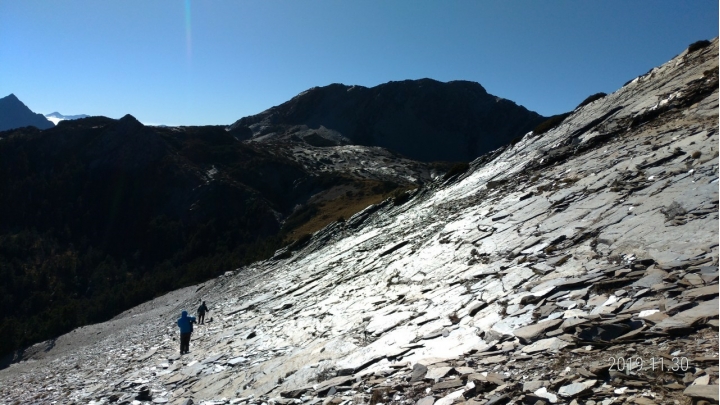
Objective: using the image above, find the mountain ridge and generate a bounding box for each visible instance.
[230,78,545,162]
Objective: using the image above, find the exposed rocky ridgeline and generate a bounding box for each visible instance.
[229,79,545,162]
[1,40,719,405]
[0,115,438,357]
[0,93,54,131]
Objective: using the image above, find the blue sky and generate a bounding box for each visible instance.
[0,1,717,126]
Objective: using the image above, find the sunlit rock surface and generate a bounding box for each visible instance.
[1,40,718,405]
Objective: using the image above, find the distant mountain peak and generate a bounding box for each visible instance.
[230,78,542,162]
[120,113,139,122]
[44,111,91,125]
[117,114,143,129]
[0,94,54,131]
[2,93,21,104]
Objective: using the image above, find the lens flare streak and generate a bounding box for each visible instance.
[184,0,192,63]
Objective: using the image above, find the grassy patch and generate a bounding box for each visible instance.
[443,162,470,180]
[576,92,607,109]
[688,39,711,53]
[288,233,313,252]
[369,388,391,405]
[284,180,413,241]
[392,189,412,206]
[486,179,508,189]
[660,201,686,221]
[533,112,571,135]
[510,134,525,146]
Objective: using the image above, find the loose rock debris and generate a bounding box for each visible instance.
[1,40,719,405]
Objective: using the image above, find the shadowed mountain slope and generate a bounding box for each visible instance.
[230,79,545,162]
[0,114,438,356]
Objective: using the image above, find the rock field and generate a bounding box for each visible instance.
[1,40,718,405]
[268,143,440,185]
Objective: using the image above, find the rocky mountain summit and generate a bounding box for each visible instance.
[229,79,545,162]
[1,39,718,405]
[0,93,54,131]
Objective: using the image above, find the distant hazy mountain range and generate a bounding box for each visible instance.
[44,111,90,125]
[0,94,54,131]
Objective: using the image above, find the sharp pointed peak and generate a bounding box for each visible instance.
[119,114,141,123]
[2,93,21,101]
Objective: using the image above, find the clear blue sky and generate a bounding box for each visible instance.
[1,1,717,126]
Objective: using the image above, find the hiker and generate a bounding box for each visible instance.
[197,301,209,324]
[177,310,196,354]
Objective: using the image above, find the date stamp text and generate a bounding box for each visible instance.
[608,356,690,372]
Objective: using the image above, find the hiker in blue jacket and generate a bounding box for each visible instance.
[177,310,196,354]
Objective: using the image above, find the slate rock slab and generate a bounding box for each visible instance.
[227,356,248,366]
[416,396,435,405]
[522,380,545,392]
[136,348,157,362]
[513,319,562,343]
[577,323,630,342]
[434,389,465,405]
[683,384,719,402]
[425,366,453,380]
[432,379,464,391]
[631,271,667,289]
[409,363,428,382]
[366,311,414,335]
[651,298,719,332]
[485,394,511,405]
[682,284,719,300]
[557,379,596,398]
[533,387,558,403]
[521,337,570,353]
[314,375,355,396]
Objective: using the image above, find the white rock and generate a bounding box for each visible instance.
[534,387,558,403]
[638,309,660,318]
[434,389,464,405]
[521,337,570,354]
